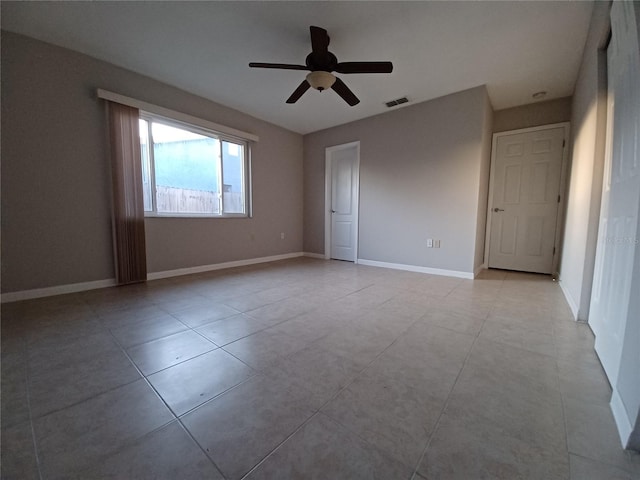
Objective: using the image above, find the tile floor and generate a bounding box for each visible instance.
[1,258,639,479]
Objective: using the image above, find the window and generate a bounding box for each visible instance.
[139,114,249,217]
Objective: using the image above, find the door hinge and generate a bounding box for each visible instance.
[562,139,566,148]
[553,246,556,255]
[558,195,561,203]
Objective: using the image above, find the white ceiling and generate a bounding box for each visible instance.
[1,1,593,134]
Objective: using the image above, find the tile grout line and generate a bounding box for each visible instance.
[550,308,575,478]
[104,322,231,479]
[236,286,425,479]
[8,261,613,479]
[408,275,505,480]
[22,332,45,480]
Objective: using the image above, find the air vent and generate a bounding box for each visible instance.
[385,97,409,108]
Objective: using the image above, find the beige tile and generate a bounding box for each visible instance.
[364,355,458,406]
[1,345,30,428]
[196,313,270,346]
[322,372,444,467]
[223,292,278,312]
[401,320,476,349]
[630,450,640,473]
[148,349,256,416]
[265,343,362,407]
[570,454,631,480]
[266,311,337,344]
[33,379,174,478]
[222,329,308,370]
[245,413,413,480]
[419,413,570,480]
[479,319,556,357]
[127,330,217,375]
[553,319,596,343]
[29,347,141,418]
[312,324,397,368]
[183,374,316,479]
[343,308,417,340]
[363,329,472,401]
[108,313,189,348]
[25,307,103,336]
[28,330,120,374]
[565,399,633,470]
[420,308,485,336]
[0,422,40,480]
[171,303,241,328]
[371,298,430,322]
[98,304,170,328]
[445,360,565,452]
[154,294,215,314]
[4,259,626,479]
[486,309,555,334]
[467,337,561,389]
[557,358,612,406]
[82,421,223,479]
[438,296,493,319]
[244,296,319,326]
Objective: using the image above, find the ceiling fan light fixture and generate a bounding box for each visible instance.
[306,71,336,91]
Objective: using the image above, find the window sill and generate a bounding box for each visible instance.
[144,213,248,219]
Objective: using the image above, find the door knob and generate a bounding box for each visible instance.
[493,207,505,212]
[331,209,336,213]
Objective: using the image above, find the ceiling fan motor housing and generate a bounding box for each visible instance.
[306,51,338,72]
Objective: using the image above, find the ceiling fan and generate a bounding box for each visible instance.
[249,26,393,106]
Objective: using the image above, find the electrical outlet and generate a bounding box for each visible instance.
[280,232,285,240]
[434,240,441,248]
[427,238,433,248]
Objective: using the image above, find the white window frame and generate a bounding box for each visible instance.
[140,111,252,219]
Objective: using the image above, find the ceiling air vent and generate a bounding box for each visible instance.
[385,97,409,108]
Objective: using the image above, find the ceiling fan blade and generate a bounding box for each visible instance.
[310,26,330,54]
[286,80,311,104]
[331,77,360,106]
[249,62,309,71]
[335,62,394,74]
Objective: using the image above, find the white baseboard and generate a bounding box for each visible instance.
[303,252,327,260]
[611,388,634,448]
[558,280,579,320]
[146,252,305,280]
[1,252,307,303]
[1,278,117,303]
[357,258,474,279]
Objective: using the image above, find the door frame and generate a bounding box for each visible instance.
[324,141,360,261]
[483,122,571,276]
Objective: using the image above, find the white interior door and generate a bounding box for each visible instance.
[326,143,359,261]
[488,126,566,273]
[590,0,640,385]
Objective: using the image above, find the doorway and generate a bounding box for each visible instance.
[324,142,360,262]
[486,124,569,274]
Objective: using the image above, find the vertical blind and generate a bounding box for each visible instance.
[108,102,147,284]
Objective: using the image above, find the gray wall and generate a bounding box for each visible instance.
[493,97,572,133]
[559,2,610,320]
[1,32,303,293]
[303,86,493,275]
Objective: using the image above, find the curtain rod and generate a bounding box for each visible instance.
[96,89,259,142]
